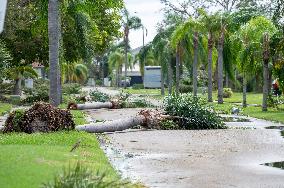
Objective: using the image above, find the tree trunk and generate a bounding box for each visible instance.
[242,72,247,108]
[124,27,129,89]
[48,0,60,106]
[176,44,180,94]
[116,68,119,87]
[225,73,229,88]
[193,32,198,96]
[71,102,113,110]
[13,78,22,95]
[168,60,173,95]
[208,32,213,102]
[217,29,225,104]
[161,69,165,96]
[76,115,145,133]
[262,33,270,112]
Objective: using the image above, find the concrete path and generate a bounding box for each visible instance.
[85,108,284,188]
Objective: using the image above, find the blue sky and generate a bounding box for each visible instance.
[124,0,164,49]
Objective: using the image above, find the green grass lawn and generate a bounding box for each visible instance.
[0,132,119,188]
[0,103,12,116]
[212,92,263,105]
[122,88,167,95]
[242,106,284,124]
[0,105,122,188]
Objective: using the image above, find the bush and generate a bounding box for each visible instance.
[164,94,226,129]
[0,82,14,95]
[62,83,81,95]
[179,84,192,93]
[95,80,103,86]
[223,88,233,98]
[132,84,144,90]
[22,79,49,104]
[90,90,110,102]
[3,102,75,133]
[43,162,130,188]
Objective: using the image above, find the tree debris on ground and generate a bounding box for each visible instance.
[76,109,176,133]
[3,102,75,133]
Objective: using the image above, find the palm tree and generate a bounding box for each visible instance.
[48,0,60,106]
[108,49,124,87]
[199,10,220,102]
[262,32,270,111]
[171,19,203,96]
[122,9,142,88]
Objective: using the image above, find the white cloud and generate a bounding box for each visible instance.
[124,0,164,49]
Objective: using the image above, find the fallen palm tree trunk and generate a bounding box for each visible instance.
[76,110,171,133]
[68,102,117,110]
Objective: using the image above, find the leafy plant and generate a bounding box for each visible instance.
[90,90,110,102]
[62,83,82,95]
[22,79,50,104]
[164,94,226,129]
[223,88,233,98]
[43,162,130,188]
[160,120,179,130]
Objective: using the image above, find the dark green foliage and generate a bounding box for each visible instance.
[132,84,144,90]
[164,94,226,130]
[95,80,103,86]
[62,83,82,95]
[0,82,14,95]
[43,162,129,188]
[223,88,233,98]
[3,103,75,134]
[179,84,192,93]
[179,78,193,93]
[90,90,110,102]
[22,79,49,104]
[160,120,179,130]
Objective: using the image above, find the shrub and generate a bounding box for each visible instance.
[223,88,233,98]
[22,79,49,104]
[164,94,226,129]
[160,120,179,130]
[179,84,192,93]
[0,82,14,95]
[43,162,129,188]
[95,79,103,86]
[3,103,75,133]
[62,83,81,95]
[132,84,144,90]
[90,90,110,102]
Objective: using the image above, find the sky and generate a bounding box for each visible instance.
[124,0,164,49]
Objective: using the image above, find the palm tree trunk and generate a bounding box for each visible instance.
[124,29,129,89]
[225,73,229,88]
[116,68,119,87]
[168,60,173,95]
[208,32,213,102]
[176,44,180,94]
[217,29,225,104]
[161,69,165,95]
[48,0,60,106]
[242,72,247,108]
[193,32,198,96]
[262,33,270,112]
[13,78,22,95]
